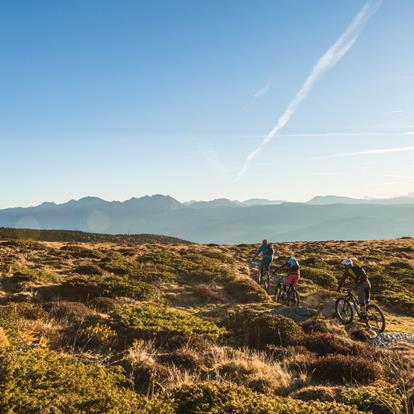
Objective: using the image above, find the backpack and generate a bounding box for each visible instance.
[351,266,368,282]
[287,257,299,272]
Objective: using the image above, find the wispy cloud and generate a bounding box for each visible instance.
[384,110,404,114]
[313,145,414,159]
[254,78,272,98]
[235,0,383,181]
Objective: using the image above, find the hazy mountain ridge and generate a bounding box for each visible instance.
[1,194,414,243]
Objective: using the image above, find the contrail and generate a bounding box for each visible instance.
[235,0,383,181]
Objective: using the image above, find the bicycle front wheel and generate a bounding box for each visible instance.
[274,284,283,302]
[335,298,354,324]
[366,304,386,334]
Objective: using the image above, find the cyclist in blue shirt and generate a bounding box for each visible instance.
[252,239,274,282]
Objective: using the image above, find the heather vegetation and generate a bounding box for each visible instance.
[0,231,413,413]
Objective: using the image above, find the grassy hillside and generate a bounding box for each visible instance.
[0,227,189,244]
[0,233,413,413]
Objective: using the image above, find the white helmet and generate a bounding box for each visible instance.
[341,259,353,267]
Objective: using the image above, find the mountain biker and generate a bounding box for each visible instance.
[337,259,371,320]
[277,256,301,293]
[252,240,274,282]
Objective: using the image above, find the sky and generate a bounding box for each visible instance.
[1,0,414,208]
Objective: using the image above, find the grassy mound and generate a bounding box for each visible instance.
[111,304,225,342]
[223,309,303,349]
[300,267,337,288]
[60,275,162,301]
[171,381,365,414]
[0,345,136,413]
[293,385,404,414]
[308,355,383,385]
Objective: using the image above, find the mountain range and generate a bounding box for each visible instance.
[1,194,414,243]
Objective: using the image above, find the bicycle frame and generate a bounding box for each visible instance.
[343,289,362,316]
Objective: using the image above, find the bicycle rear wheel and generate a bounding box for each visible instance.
[366,304,386,334]
[261,271,268,292]
[287,288,300,307]
[335,298,354,324]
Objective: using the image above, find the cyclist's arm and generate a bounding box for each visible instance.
[275,263,288,272]
[252,246,263,261]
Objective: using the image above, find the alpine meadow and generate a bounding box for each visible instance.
[1,1,414,413]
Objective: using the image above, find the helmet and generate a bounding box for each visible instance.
[341,259,353,267]
[262,239,268,244]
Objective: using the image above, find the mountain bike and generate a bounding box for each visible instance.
[253,261,272,293]
[258,268,272,293]
[335,288,385,334]
[274,275,300,307]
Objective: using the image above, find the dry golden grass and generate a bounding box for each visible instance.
[0,236,413,413]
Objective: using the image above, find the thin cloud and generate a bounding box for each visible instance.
[384,110,404,114]
[235,0,383,181]
[254,78,272,98]
[313,145,414,159]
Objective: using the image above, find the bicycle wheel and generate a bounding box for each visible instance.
[274,283,283,302]
[263,272,271,293]
[335,298,354,324]
[287,288,300,307]
[366,304,386,334]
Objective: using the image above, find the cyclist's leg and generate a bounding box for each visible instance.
[357,281,371,318]
[285,273,299,289]
[261,258,270,282]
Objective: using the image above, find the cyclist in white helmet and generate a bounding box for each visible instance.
[338,259,371,320]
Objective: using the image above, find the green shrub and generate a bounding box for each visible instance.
[0,345,137,413]
[309,355,383,385]
[60,275,161,301]
[387,261,413,271]
[138,250,234,285]
[294,385,404,414]
[171,381,364,414]
[100,255,134,275]
[223,309,303,349]
[73,264,104,275]
[111,304,225,342]
[302,318,332,334]
[224,278,268,303]
[301,267,337,288]
[301,257,330,269]
[297,333,366,356]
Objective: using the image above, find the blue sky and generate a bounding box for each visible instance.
[1,0,413,208]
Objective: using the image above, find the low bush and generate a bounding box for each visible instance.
[223,309,303,349]
[308,355,383,385]
[293,385,404,414]
[0,345,137,413]
[267,345,311,361]
[111,304,225,342]
[301,257,330,269]
[171,381,364,413]
[224,277,268,303]
[73,264,104,276]
[297,333,366,356]
[300,267,337,288]
[302,318,332,334]
[100,255,134,275]
[60,275,161,301]
[43,301,96,324]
